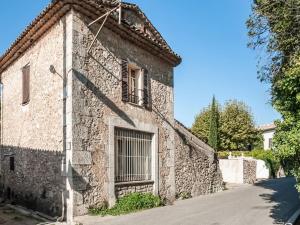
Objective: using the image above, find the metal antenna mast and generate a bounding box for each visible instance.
[87,0,122,54]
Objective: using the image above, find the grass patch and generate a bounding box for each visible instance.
[89,193,162,216]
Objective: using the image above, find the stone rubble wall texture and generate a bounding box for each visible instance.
[243,160,257,184]
[174,123,223,197]
[0,18,65,217]
[71,11,175,215]
[115,183,154,198]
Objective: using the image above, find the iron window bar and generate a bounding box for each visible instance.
[115,128,152,183]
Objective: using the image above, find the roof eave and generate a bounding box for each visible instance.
[0,0,181,74]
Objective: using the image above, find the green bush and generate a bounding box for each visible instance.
[217,151,230,159]
[176,192,192,200]
[89,193,162,216]
[250,149,280,178]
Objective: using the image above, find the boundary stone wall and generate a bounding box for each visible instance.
[174,121,223,197]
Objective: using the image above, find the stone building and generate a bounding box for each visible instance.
[0,0,223,223]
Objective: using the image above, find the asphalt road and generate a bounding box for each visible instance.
[76,177,300,225]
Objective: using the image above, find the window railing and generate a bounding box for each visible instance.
[128,89,146,105]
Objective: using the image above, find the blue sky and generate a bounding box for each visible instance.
[0,0,280,127]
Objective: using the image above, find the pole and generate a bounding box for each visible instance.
[119,0,122,25]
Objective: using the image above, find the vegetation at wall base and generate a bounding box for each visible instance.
[89,193,162,216]
[247,0,300,190]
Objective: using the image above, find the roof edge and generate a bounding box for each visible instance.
[0,0,181,74]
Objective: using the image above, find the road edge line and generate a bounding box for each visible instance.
[286,208,300,225]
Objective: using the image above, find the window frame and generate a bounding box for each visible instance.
[268,138,273,149]
[9,156,15,171]
[127,64,144,106]
[114,127,153,183]
[108,117,159,206]
[21,64,30,106]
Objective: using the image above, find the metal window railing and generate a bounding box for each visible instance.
[115,128,152,183]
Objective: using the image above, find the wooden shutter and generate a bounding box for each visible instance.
[121,60,129,102]
[143,69,151,110]
[22,65,30,105]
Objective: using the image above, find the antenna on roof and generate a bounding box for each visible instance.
[87,0,122,54]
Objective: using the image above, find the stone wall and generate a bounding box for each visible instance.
[0,146,64,217]
[174,121,223,197]
[71,10,176,215]
[115,182,154,198]
[243,159,257,184]
[0,16,66,217]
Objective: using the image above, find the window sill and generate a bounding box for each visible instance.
[127,102,145,109]
[21,101,30,107]
[115,180,154,187]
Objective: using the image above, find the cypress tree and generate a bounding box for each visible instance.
[208,96,218,150]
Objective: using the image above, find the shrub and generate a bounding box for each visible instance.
[250,149,280,178]
[89,193,162,216]
[176,192,192,200]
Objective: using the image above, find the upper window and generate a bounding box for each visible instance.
[22,64,30,105]
[128,66,142,105]
[121,60,151,109]
[268,138,273,149]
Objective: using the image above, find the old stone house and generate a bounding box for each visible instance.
[0,0,223,222]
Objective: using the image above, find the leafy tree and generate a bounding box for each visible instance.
[247,0,300,82]
[192,99,259,151]
[191,107,211,144]
[248,0,300,190]
[219,100,259,151]
[208,96,219,149]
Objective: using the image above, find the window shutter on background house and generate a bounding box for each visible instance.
[121,59,129,102]
[22,65,30,105]
[143,69,151,110]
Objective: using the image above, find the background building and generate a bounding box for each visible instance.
[258,123,276,150]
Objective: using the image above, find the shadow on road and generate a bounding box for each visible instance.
[255,177,300,224]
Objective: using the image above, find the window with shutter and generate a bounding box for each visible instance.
[22,65,30,105]
[143,69,151,110]
[121,61,151,109]
[121,60,129,102]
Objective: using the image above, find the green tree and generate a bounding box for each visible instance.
[191,107,211,144]
[208,96,219,149]
[248,0,300,190]
[219,100,259,151]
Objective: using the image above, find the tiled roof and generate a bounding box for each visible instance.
[258,123,276,131]
[0,0,181,73]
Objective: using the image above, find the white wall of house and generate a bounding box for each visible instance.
[262,130,275,150]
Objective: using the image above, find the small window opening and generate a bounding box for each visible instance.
[10,156,15,171]
[22,64,30,105]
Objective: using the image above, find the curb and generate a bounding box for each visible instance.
[286,208,300,225]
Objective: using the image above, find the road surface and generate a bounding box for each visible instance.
[76,177,300,225]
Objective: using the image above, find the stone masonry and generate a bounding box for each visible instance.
[71,9,176,215]
[0,0,224,222]
[0,19,65,217]
[243,159,257,184]
[174,121,223,197]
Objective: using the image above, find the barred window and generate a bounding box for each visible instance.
[115,128,152,183]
